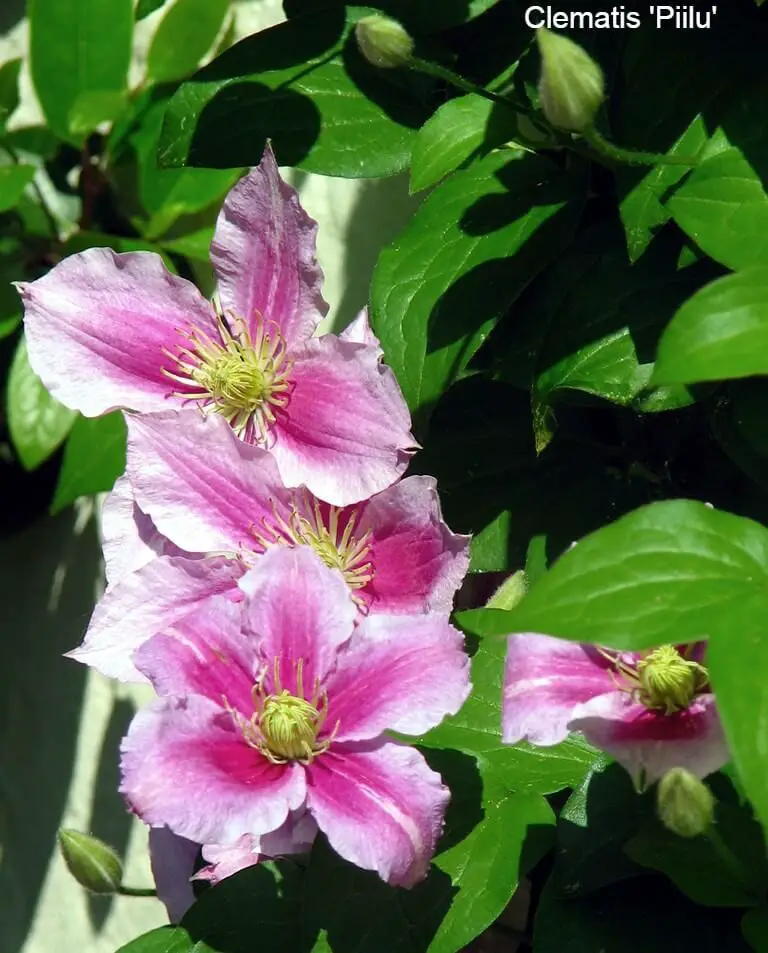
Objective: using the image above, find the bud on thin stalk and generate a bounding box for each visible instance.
[536,28,604,133]
[355,15,414,70]
[656,768,715,838]
[58,829,123,894]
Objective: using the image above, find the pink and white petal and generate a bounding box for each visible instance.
[120,694,307,845]
[306,740,448,887]
[240,547,356,693]
[325,614,470,742]
[196,835,262,884]
[19,248,216,416]
[101,474,185,586]
[196,812,318,885]
[568,692,730,785]
[134,597,257,714]
[149,827,199,923]
[210,146,327,348]
[271,336,415,506]
[127,411,293,555]
[339,307,382,357]
[503,634,616,747]
[361,476,470,614]
[68,554,244,682]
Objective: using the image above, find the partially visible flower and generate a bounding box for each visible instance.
[72,411,468,682]
[121,546,471,887]
[149,812,317,922]
[503,634,728,786]
[18,147,415,506]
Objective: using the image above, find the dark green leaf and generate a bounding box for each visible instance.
[0,165,35,213]
[371,151,585,431]
[29,0,134,142]
[158,9,431,176]
[553,760,648,897]
[534,874,752,953]
[0,58,21,133]
[136,0,169,18]
[7,336,76,471]
[743,908,768,952]
[409,95,519,194]
[51,413,127,514]
[653,268,768,386]
[458,499,768,651]
[147,0,231,84]
[625,803,767,907]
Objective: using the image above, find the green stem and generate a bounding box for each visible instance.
[583,124,699,168]
[117,885,157,898]
[408,56,527,113]
[704,827,758,898]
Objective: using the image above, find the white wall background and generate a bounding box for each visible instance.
[0,2,419,950]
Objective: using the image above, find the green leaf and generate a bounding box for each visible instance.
[68,90,127,138]
[114,925,197,953]
[147,0,231,84]
[653,268,768,386]
[0,165,35,213]
[7,336,76,471]
[51,413,127,514]
[458,499,768,651]
[0,58,21,133]
[29,0,134,142]
[743,908,768,952]
[625,804,767,907]
[670,148,768,271]
[158,9,431,176]
[136,0,169,18]
[419,635,598,794]
[534,874,752,953]
[371,151,585,431]
[409,95,518,194]
[553,760,648,897]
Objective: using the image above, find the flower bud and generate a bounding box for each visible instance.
[58,829,123,894]
[486,570,528,610]
[536,28,604,132]
[657,768,715,838]
[355,16,414,69]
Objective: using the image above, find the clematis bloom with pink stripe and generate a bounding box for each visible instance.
[70,410,468,682]
[503,633,729,786]
[121,546,471,887]
[17,146,414,506]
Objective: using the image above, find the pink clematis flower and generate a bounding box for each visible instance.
[149,812,317,922]
[121,546,471,887]
[71,410,468,682]
[503,633,729,785]
[17,147,414,506]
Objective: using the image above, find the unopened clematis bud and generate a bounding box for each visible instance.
[536,28,604,132]
[355,15,414,69]
[58,829,123,893]
[487,570,528,610]
[657,768,715,838]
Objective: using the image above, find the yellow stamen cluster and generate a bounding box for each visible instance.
[162,308,291,441]
[251,491,374,599]
[604,645,709,715]
[226,657,338,765]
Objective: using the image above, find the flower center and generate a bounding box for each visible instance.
[162,308,291,442]
[605,645,709,715]
[250,492,374,603]
[225,657,339,765]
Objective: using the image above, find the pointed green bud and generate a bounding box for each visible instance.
[58,829,123,894]
[486,570,528,610]
[536,28,604,132]
[657,768,715,838]
[355,15,414,69]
